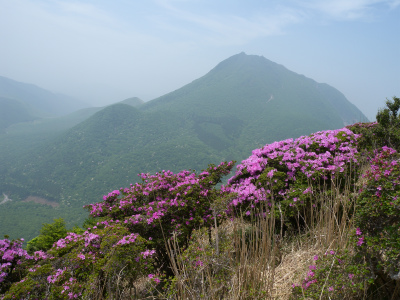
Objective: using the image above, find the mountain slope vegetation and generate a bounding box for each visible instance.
[1,96,399,298]
[0,53,367,241]
[0,97,37,132]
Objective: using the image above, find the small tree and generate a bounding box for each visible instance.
[26,218,68,253]
[376,96,400,150]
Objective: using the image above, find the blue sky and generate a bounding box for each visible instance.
[1,0,399,120]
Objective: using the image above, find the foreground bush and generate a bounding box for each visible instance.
[354,146,400,297]
[225,127,361,229]
[1,162,234,298]
[0,238,30,294]
[4,225,156,299]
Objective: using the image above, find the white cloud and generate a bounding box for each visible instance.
[389,0,400,8]
[55,1,109,19]
[297,0,400,20]
[152,0,303,45]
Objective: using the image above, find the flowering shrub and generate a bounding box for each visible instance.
[225,128,360,225]
[355,146,400,283]
[0,237,51,295]
[3,225,156,299]
[291,249,371,299]
[85,161,234,274]
[0,238,31,294]
[2,162,234,298]
[291,146,400,299]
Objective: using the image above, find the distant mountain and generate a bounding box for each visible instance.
[0,97,37,132]
[119,97,144,107]
[0,75,90,118]
[0,53,368,241]
[143,52,366,148]
[0,96,145,174]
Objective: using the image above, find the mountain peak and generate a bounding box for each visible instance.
[143,53,366,126]
[208,52,282,76]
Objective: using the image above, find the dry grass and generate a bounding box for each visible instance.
[124,162,392,299]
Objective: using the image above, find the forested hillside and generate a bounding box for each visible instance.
[0,53,367,242]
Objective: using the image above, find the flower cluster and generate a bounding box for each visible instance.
[115,233,139,246]
[225,128,360,218]
[0,238,32,293]
[3,225,156,299]
[84,161,234,270]
[47,267,66,284]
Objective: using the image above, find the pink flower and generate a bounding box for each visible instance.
[153,277,161,284]
[195,260,204,267]
[267,169,275,178]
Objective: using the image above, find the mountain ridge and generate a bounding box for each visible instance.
[0,75,90,118]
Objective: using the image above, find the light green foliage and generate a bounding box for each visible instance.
[349,97,400,153]
[375,96,400,150]
[26,218,68,253]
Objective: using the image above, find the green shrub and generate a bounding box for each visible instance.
[291,249,371,300]
[354,146,400,297]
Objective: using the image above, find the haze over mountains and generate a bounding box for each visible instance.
[0,53,367,241]
[0,75,89,117]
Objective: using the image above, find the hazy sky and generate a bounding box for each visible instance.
[1,0,399,120]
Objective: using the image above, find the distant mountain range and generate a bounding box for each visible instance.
[0,53,368,241]
[0,75,89,117]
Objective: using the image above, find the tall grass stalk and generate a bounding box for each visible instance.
[158,161,381,299]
